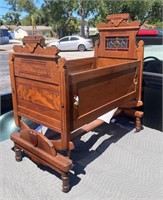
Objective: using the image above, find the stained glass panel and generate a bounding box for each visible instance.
[105,37,129,51]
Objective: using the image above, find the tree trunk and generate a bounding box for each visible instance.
[81,13,85,37]
[86,22,89,37]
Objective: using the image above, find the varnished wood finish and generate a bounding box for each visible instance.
[10,14,144,192]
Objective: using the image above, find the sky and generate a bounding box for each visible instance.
[0,1,10,17]
[0,0,43,18]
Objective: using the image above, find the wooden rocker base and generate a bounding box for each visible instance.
[11,132,72,193]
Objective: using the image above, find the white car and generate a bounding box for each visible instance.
[47,36,93,51]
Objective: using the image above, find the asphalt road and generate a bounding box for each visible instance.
[0,40,94,95]
[0,52,11,95]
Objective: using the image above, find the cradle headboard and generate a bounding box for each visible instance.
[95,13,141,59]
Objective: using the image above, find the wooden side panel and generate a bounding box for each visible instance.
[65,57,95,74]
[15,77,62,132]
[96,57,133,68]
[69,62,139,130]
[14,55,59,84]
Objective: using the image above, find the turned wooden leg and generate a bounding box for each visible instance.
[122,109,144,132]
[66,150,71,158]
[135,116,141,132]
[135,111,144,132]
[61,173,70,193]
[14,145,22,162]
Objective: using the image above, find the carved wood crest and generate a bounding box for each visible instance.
[13,35,60,56]
[98,13,140,29]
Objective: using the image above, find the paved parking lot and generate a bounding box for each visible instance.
[60,50,94,60]
[0,39,94,58]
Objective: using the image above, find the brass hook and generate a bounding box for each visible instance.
[134,68,138,85]
[74,95,79,109]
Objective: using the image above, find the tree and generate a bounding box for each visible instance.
[30,9,42,34]
[4,0,43,33]
[4,0,36,13]
[74,0,98,37]
[96,0,163,26]
[3,0,37,26]
[145,0,163,24]
[40,0,98,38]
[0,19,3,25]
[2,12,21,25]
[2,0,21,24]
[40,0,79,38]
[3,0,163,37]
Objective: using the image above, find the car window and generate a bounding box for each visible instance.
[60,37,69,42]
[70,37,79,41]
[157,28,163,36]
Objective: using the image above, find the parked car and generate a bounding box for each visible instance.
[47,36,93,51]
[136,28,163,45]
[141,45,162,131]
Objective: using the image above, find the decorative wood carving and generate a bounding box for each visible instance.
[13,35,60,56]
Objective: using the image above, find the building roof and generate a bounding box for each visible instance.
[14,26,52,31]
[0,25,8,30]
[5,25,17,30]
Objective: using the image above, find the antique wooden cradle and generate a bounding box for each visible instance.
[9,14,144,192]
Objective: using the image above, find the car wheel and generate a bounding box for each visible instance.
[78,44,86,52]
